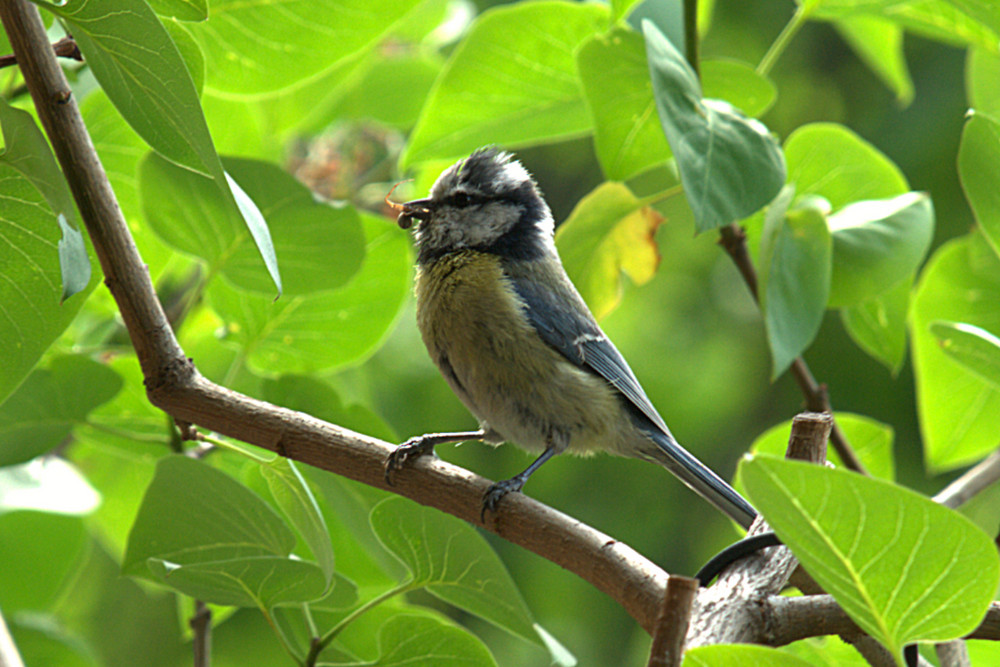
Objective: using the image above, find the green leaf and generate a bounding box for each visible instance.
[911,233,1000,469]
[261,375,397,443]
[47,0,217,178]
[0,101,90,300]
[759,187,832,377]
[643,20,786,231]
[827,192,934,307]
[0,355,122,466]
[0,512,87,612]
[554,182,663,320]
[958,111,1000,259]
[784,123,909,211]
[701,59,777,118]
[748,412,895,481]
[370,497,539,646]
[403,1,608,166]
[967,48,1000,117]
[945,0,1000,39]
[140,153,362,295]
[259,457,335,583]
[326,51,443,130]
[372,613,497,667]
[146,555,327,608]
[188,0,421,98]
[683,644,816,666]
[811,0,999,52]
[577,27,672,182]
[833,15,913,104]
[8,620,96,667]
[207,213,409,374]
[148,0,207,22]
[123,456,294,575]
[840,276,910,373]
[930,321,1000,389]
[224,171,282,296]
[0,165,98,404]
[611,0,643,22]
[162,18,205,94]
[741,455,1000,658]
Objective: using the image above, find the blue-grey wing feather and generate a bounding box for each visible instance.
[508,271,670,435]
[507,265,757,528]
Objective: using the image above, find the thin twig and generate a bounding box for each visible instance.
[647,575,698,667]
[934,448,1000,509]
[683,0,699,80]
[190,600,212,667]
[0,35,80,69]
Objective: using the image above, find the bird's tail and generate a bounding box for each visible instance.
[642,427,757,529]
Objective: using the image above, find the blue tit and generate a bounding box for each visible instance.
[385,147,756,528]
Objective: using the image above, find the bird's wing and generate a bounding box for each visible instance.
[509,272,671,435]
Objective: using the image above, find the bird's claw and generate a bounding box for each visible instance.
[480,477,526,522]
[384,436,436,485]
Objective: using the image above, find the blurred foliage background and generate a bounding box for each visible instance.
[0,0,997,664]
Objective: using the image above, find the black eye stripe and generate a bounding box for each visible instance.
[446,191,488,207]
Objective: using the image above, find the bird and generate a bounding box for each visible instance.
[384,147,757,528]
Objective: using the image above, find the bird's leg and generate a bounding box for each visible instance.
[481,446,558,521]
[384,429,486,484]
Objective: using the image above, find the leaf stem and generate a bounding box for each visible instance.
[683,0,699,78]
[306,582,415,666]
[756,5,810,77]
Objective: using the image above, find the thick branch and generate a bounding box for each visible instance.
[767,597,1000,645]
[0,1,674,633]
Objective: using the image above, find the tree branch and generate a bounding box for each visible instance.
[0,35,79,69]
[0,0,674,633]
[934,448,1000,509]
[7,1,995,659]
[647,575,698,667]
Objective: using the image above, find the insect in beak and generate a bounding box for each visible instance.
[385,181,432,230]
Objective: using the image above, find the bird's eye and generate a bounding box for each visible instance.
[452,192,471,207]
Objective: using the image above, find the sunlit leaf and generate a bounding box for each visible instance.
[930,320,1000,389]
[840,276,910,373]
[958,111,1000,259]
[188,0,422,98]
[403,1,608,165]
[370,497,539,646]
[911,233,1000,469]
[555,182,663,320]
[833,15,913,104]
[0,101,90,300]
[742,455,1000,658]
[577,27,671,182]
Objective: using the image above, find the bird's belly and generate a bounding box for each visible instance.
[416,254,624,455]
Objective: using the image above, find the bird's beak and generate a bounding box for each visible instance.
[397,198,433,230]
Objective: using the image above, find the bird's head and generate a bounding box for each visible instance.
[390,148,555,263]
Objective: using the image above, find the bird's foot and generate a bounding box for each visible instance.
[480,476,527,522]
[384,436,437,485]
